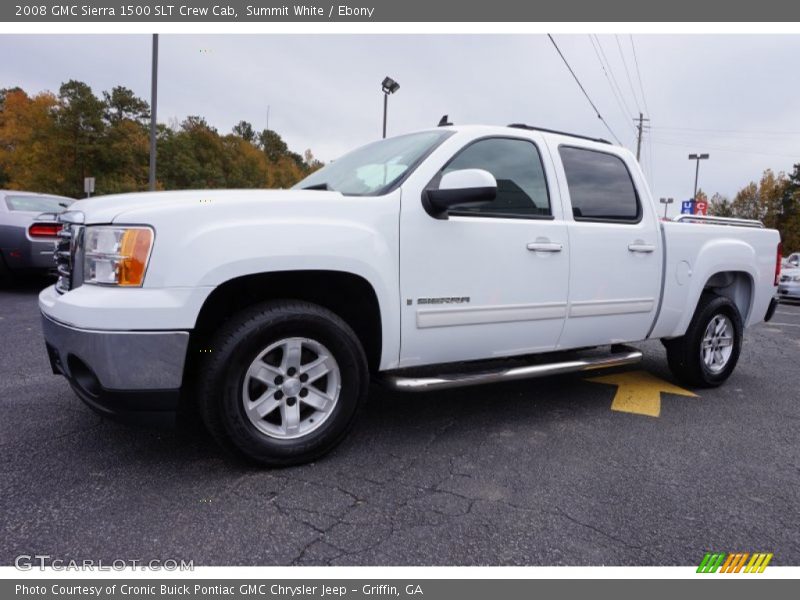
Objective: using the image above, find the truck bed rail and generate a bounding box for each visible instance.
[672,214,764,229]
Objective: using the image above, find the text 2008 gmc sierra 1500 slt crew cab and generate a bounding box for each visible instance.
[39,124,782,466]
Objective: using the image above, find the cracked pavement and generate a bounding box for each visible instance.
[1,282,799,565]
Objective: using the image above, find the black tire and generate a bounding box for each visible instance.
[197,300,369,467]
[663,293,743,388]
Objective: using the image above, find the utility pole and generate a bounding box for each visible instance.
[148,34,159,191]
[633,112,650,162]
[688,153,710,200]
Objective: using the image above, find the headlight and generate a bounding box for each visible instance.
[792,275,800,282]
[83,226,154,286]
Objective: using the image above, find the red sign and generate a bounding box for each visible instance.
[695,201,708,216]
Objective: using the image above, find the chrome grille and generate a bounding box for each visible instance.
[53,211,84,294]
[54,224,73,293]
[780,274,791,283]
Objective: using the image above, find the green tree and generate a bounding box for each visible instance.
[102,86,150,124]
[232,120,256,143]
[708,192,733,217]
[54,80,106,196]
[258,128,289,162]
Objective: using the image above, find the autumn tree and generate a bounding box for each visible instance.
[0,81,320,197]
[780,163,800,251]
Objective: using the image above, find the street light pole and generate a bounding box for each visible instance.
[688,153,709,200]
[149,34,159,191]
[382,92,388,139]
[381,76,400,139]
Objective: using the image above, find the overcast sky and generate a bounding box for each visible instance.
[2,34,799,215]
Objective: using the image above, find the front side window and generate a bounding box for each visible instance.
[441,137,551,218]
[293,131,451,196]
[558,146,640,222]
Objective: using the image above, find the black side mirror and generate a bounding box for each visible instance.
[423,169,497,219]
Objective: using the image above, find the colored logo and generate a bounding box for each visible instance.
[697,552,773,573]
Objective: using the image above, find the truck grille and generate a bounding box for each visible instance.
[54,217,83,294]
[780,274,791,283]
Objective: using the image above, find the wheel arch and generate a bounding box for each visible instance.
[190,270,384,373]
[701,270,754,323]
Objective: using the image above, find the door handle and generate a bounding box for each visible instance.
[527,242,563,253]
[628,243,656,253]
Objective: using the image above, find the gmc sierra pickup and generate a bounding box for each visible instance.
[39,124,782,465]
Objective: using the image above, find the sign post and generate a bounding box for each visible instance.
[659,197,674,219]
[84,177,95,198]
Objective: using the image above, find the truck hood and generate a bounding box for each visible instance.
[65,189,343,224]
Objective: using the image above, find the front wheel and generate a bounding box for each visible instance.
[663,293,743,388]
[198,300,369,467]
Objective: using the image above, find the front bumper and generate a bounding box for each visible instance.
[41,312,189,426]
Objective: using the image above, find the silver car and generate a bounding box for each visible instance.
[783,252,800,269]
[0,190,74,283]
[777,267,800,303]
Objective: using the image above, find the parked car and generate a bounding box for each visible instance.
[782,252,800,269]
[40,124,781,466]
[1,190,74,284]
[777,267,800,302]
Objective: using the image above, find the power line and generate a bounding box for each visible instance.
[547,34,622,145]
[587,35,636,134]
[628,35,650,115]
[592,35,634,122]
[615,35,641,113]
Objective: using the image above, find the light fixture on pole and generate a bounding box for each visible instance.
[381,76,400,139]
[688,153,709,200]
[659,197,674,219]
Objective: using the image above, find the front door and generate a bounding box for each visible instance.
[399,134,570,368]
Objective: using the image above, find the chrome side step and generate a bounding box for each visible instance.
[382,345,642,392]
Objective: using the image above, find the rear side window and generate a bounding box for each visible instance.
[558,146,640,222]
[442,137,551,218]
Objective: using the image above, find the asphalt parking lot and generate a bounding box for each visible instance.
[1,280,799,566]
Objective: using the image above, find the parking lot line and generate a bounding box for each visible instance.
[766,322,800,327]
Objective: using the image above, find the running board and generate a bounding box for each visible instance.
[382,345,642,392]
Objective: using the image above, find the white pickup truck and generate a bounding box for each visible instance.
[40,124,782,465]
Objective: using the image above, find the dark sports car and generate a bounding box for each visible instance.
[0,190,74,284]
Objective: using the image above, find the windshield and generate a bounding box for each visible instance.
[5,195,73,213]
[293,131,451,196]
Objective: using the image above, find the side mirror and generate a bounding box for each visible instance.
[423,169,497,218]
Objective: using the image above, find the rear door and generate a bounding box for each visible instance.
[551,143,662,349]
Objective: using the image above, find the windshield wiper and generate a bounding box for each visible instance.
[301,182,330,191]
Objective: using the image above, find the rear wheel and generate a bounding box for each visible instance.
[198,300,369,467]
[663,293,743,388]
